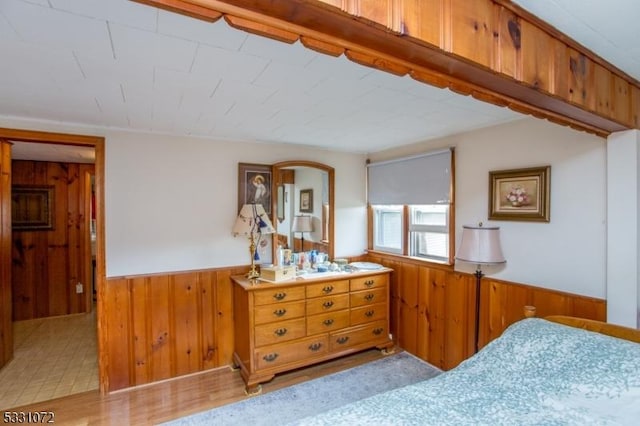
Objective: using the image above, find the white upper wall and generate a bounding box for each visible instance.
[104,132,367,276]
[1,115,608,298]
[0,116,367,277]
[370,117,607,298]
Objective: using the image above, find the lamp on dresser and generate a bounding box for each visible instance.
[291,215,313,251]
[455,223,506,354]
[233,203,275,280]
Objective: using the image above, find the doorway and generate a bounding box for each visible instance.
[0,128,106,405]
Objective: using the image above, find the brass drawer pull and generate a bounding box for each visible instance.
[308,342,323,352]
[263,353,279,362]
[273,292,287,301]
[274,328,287,336]
[323,319,334,326]
[373,327,384,335]
[365,310,375,317]
[273,308,287,317]
[365,279,375,287]
[364,294,375,302]
[336,336,349,345]
[322,301,334,309]
[322,285,334,294]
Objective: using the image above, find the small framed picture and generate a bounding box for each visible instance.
[238,163,272,215]
[12,185,55,230]
[299,188,313,213]
[488,166,550,222]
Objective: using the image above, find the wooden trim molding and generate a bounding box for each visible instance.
[134,0,639,137]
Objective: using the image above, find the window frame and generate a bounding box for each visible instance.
[367,149,455,265]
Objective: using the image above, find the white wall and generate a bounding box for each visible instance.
[293,167,324,242]
[0,117,367,277]
[2,116,608,298]
[105,132,367,276]
[606,130,640,327]
[370,117,607,298]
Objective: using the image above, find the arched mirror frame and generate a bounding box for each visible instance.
[271,160,335,261]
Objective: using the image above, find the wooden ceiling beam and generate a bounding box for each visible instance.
[134,0,640,137]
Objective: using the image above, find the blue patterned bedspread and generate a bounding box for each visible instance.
[292,319,640,425]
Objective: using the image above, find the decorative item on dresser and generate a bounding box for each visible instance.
[232,204,275,280]
[231,268,394,394]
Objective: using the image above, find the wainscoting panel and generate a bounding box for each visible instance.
[365,252,606,370]
[103,256,605,391]
[104,267,245,392]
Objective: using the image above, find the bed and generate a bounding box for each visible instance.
[292,316,640,425]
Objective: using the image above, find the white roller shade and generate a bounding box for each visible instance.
[367,149,452,205]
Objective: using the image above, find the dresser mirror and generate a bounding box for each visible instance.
[272,161,334,260]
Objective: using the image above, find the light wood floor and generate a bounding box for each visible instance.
[6,348,392,425]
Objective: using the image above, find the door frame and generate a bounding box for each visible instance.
[0,127,107,394]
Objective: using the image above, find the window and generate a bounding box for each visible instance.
[409,205,449,261]
[372,205,403,254]
[368,149,454,264]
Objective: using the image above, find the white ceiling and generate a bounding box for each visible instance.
[2,0,639,162]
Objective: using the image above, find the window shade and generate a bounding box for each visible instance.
[367,149,452,205]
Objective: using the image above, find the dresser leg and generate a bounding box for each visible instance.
[379,342,396,356]
[244,383,263,396]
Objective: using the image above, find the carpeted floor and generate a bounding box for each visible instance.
[165,351,441,426]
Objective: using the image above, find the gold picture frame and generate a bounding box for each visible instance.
[12,185,55,230]
[488,166,550,222]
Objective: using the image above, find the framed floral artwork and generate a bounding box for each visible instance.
[488,166,550,222]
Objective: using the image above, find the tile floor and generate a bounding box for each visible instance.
[0,310,98,410]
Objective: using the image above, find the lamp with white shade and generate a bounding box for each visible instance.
[233,204,275,280]
[291,215,313,251]
[455,223,506,353]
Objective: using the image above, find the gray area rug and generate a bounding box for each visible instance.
[164,351,441,426]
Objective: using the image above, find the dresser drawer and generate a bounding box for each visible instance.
[306,280,349,298]
[307,310,350,335]
[253,286,305,306]
[350,287,387,307]
[255,317,306,347]
[255,335,329,370]
[350,274,388,292]
[254,300,305,325]
[350,302,386,325]
[306,293,349,316]
[329,320,388,352]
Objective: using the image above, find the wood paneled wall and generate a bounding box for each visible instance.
[0,141,12,369]
[11,160,94,320]
[365,252,606,370]
[104,256,605,391]
[104,266,247,391]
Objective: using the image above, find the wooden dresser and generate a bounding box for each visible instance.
[231,269,394,393]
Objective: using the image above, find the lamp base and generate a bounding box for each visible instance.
[247,267,260,280]
[247,235,260,282]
